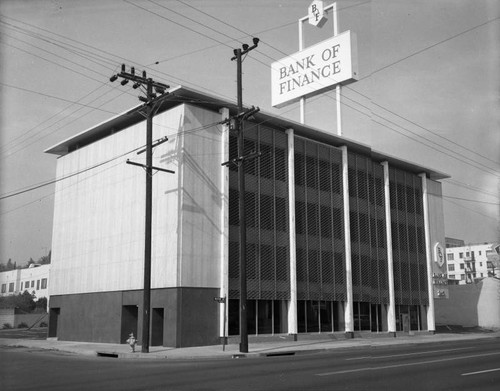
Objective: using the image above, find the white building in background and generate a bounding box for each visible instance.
[445,243,498,284]
[0,264,50,300]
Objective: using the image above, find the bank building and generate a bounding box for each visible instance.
[45,86,448,347]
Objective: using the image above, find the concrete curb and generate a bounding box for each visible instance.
[2,331,499,361]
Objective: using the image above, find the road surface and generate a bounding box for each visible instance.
[1,337,499,390]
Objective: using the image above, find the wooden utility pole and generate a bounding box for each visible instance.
[110,65,173,353]
[230,39,259,353]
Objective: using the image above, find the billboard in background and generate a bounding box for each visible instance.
[271,30,358,108]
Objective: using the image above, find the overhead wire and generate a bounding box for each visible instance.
[443,179,499,199]
[173,1,499,176]
[1,1,498,211]
[444,198,498,222]
[441,195,499,206]
[0,118,225,201]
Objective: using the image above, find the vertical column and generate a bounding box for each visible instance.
[286,129,298,339]
[341,146,354,336]
[419,173,435,333]
[219,108,230,343]
[298,18,307,124]
[381,162,396,335]
[333,2,342,137]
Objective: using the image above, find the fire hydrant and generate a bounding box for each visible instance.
[126,333,137,352]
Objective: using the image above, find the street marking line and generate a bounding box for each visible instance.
[462,368,500,376]
[317,352,500,376]
[346,347,472,361]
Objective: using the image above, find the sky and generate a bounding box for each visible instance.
[0,0,499,266]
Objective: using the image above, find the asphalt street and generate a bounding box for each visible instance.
[1,337,499,390]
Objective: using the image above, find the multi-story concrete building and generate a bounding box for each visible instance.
[446,243,497,284]
[0,264,50,300]
[45,87,448,348]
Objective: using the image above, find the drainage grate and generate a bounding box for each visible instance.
[265,351,296,357]
[96,352,119,358]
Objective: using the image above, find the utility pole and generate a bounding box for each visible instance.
[110,65,172,353]
[228,38,259,354]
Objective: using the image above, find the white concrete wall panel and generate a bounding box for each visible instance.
[426,179,446,250]
[50,104,223,295]
[50,106,186,295]
[477,278,500,328]
[178,105,222,287]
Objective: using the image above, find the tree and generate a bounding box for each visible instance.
[35,297,48,312]
[28,258,35,267]
[38,251,51,265]
[6,258,15,271]
[0,291,36,312]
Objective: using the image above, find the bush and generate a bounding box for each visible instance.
[3,323,12,329]
[39,322,48,328]
[17,322,28,328]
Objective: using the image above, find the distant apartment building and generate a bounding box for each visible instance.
[445,237,465,248]
[0,264,50,300]
[446,243,498,284]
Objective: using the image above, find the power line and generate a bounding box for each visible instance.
[443,178,500,199]
[0,40,108,84]
[163,1,500,177]
[372,117,500,178]
[2,88,129,159]
[442,195,499,206]
[0,82,118,114]
[0,15,129,67]
[444,198,499,222]
[0,119,224,201]
[370,101,499,167]
[2,4,498,194]
[372,16,500,76]
[0,83,109,155]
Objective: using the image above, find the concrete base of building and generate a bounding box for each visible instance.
[48,287,220,348]
[219,336,228,345]
[344,331,355,339]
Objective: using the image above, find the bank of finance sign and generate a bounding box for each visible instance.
[271,30,358,108]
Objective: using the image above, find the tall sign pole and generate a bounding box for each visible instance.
[298,1,342,135]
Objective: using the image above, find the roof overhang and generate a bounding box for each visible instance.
[45,85,449,180]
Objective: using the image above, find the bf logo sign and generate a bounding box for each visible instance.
[308,0,326,27]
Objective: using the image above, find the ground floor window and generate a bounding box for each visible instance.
[353,302,384,332]
[228,299,286,336]
[229,299,392,335]
[395,305,422,331]
[297,301,342,333]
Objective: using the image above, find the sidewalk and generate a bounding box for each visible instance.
[1,330,499,360]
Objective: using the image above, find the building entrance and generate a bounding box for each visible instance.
[151,308,164,346]
[120,305,138,343]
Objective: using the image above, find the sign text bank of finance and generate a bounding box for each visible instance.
[271,30,358,108]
